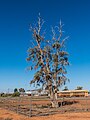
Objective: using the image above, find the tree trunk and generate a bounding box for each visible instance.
[50,90,58,108]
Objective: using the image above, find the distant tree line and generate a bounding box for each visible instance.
[62,86,83,91]
[0,88,25,97]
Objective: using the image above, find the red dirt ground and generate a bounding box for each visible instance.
[0,108,90,120]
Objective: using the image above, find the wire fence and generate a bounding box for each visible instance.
[0,96,90,117]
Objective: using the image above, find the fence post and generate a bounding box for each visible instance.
[17,97,19,114]
[85,97,88,111]
[8,97,11,110]
[29,94,32,117]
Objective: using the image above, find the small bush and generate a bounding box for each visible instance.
[0,93,12,97]
[2,94,8,97]
[12,91,20,97]
[0,93,5,97]
[0,93,9,97]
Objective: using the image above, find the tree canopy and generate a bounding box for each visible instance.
[14,88,18,93]
[19,88,25,93]
[75,86,83,90]
[63,86,69,91]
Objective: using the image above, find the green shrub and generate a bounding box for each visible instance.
[12,91,20,97]
[0,93,4,97]
[0,93,8,97]
[0,93,12,97]
[2,94,8,97]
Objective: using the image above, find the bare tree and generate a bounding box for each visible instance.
[26,14,69,107]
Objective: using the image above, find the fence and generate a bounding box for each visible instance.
[0,96,90,117]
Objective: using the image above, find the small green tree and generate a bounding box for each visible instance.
[14,88,18,93]
[63,86,69,91]
[19,88,25,93]
[75,86,83,90]
[26,14,69,107]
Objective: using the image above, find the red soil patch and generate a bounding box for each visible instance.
[0,108,90,120]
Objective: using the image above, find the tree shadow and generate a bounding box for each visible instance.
[58,100,78,107]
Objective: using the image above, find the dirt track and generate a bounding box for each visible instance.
[0,108,90,120]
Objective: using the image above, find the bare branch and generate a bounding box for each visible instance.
[61,36,69,48]
[56,20,65,41]
[37,13,45,35]
[29,14,45,36]
[51,20,65,41]
[51,27,56,41]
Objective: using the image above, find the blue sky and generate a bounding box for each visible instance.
[0,0,90,92]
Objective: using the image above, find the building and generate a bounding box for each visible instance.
[58,90,88,97]
[25,89,48,96]
[25,90,32,96]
